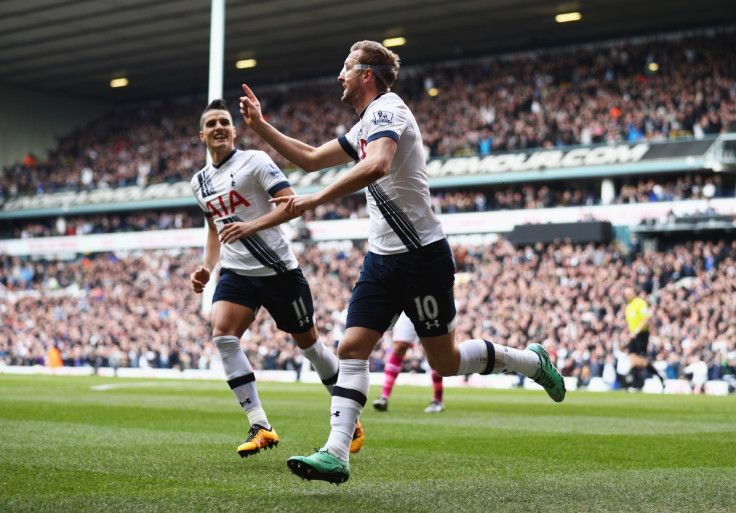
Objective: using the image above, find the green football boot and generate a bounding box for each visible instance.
[527,343,566,402]
[287,448,350,485]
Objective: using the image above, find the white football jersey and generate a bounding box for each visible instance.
[339,92,445,254]
[191,149,299,276]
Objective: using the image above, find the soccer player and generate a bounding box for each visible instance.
[239,40,565,484]
[190,99,364,459]
[372,311,445,413]
[623,287,665,390]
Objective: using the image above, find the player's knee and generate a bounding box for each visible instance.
[212,328,239,339]
[213,334,241,354]
[291,328,319,349]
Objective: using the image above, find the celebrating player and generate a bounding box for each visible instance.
[240,40,565,484]
[190,99,363,459]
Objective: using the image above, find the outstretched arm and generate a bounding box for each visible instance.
[271,137,397,215]
[240,84,351,172]
[217,187,302,244]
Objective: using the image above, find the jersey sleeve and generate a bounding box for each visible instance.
[363,98,407,144]
[251,151,291,196]
[338,122,362,161]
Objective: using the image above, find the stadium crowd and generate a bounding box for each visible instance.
[2,28,736,394]
[2,237,735,392]
[1,29,735,201]
[12,209,200,239]
[8,170,733,239]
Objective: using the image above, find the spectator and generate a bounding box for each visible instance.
[3,29,735,201]
[1,232,735,397]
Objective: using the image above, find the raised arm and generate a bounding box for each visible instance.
[240,84,351,172]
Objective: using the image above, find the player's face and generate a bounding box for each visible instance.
[338,52,365,106]
[199,109,236,152]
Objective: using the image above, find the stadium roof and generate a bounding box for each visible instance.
[1,0,735,105]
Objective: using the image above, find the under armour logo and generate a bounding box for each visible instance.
[425,320,440,329]
[239,398,252,407]
[331,411,340,417]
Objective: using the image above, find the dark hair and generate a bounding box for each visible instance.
[199,99,229,129]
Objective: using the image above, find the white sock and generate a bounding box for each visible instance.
[324,359,369,462]
[457,339,540,378]
[300,337,339,394]
[491,343,541,378]
[457,339,493,375]
[245,407,269,429]
[215,335,269,429]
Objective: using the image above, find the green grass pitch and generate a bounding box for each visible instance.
[2,374,735,513]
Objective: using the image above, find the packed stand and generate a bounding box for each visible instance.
[8,170,734,239]
[10,209,201,239]
[1,29,735,203]
[2,237,734,393]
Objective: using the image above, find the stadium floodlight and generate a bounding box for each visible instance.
[110,78,128,88]
[555,12,582,23]
[236,59,257,69]
[383,37,406,48]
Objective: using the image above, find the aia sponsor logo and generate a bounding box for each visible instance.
[206,190,251,217]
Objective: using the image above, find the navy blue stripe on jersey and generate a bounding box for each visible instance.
[332,385,367,407]
[244,233,289,273]
[197,169,216,198]
[268,181,291,196]
[366,130,399,144]
[223,216,289,273]
[367,183,421,250]
[338,135,360,161]
[213,148,237,168]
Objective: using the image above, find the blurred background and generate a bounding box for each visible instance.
[1,0,735,394]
